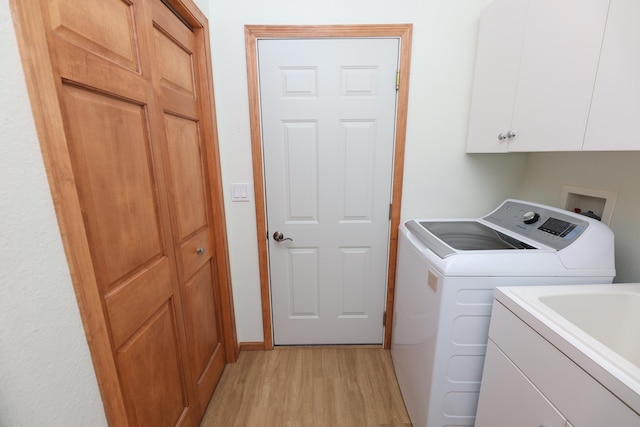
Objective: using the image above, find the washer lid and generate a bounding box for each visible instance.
[406,220,537,258]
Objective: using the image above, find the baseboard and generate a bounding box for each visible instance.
[239,341,266,351]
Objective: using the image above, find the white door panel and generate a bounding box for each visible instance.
[259,38,399,344]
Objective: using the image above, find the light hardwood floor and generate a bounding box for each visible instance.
[199,347,412,427]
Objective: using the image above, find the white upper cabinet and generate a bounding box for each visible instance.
[584,0,640,150]
[512,0,609,151]
[467,0,610,153]
[466,0,528,153]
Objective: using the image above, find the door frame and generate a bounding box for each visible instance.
[10,0,238,425]
[245,24,413,350]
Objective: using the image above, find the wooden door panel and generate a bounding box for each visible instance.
[153,4,198,118]
[163,114,208,240]
[161,91,199,119]
[152,1,195,97]
[116,301,190,427]
[61,84,164,287]
[179,228,213,283]
[151,0,192,48]
[184,265,218,373]
[152,1,226,413]
[154,27,196,98]
[105,258,173,348]
[46,0,147,106]
[183,263,223,407]
[56,45,148,103]
[47,0,139,71]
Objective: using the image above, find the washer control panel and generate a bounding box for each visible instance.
[483,200,590,250]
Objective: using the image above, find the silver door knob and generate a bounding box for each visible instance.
[196,247,206,255]
[273,231,293,242]
[498,132,508,141]
[507,130,517,139]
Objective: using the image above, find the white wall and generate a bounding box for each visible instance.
[207,0,528,342]
[518,152,640,283]
[0,1,107,425]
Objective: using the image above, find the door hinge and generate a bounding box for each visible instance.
[395,70,400,91]
[383,310,387,326]
[389,203,392,220]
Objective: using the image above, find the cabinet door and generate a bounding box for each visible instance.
[583,0,640,150]
[466,0,529,153]
[475,340,567,427]
[509,0,609,152]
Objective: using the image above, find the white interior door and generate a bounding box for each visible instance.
[258,38,399,345]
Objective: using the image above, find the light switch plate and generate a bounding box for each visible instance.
[231,183,250,202]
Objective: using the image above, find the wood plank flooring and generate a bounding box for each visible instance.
[199,347,412,427]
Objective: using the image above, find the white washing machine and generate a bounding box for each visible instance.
[390,199,615,427]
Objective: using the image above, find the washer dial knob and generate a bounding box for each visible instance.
[523,211,540,224]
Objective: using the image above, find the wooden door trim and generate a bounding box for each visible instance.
[185,2,240,364]
[244,24,412,350]
[10,1,237,425]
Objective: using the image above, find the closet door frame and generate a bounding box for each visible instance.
[9,0,238,425]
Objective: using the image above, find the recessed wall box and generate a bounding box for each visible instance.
[560,185,617,225]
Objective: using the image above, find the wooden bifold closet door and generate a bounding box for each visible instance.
[10,0,235,426]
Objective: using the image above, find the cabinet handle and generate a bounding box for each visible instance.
[196,247,206,255]
[498,132,508,141]
[507,130,517,139]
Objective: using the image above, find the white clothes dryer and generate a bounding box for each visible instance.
[391,199,615,427]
